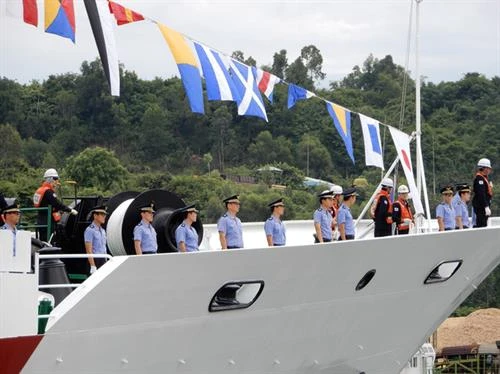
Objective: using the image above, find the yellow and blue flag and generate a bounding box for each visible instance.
[45,0,75,43]
[326,101,355,163]
[158,23,204,114]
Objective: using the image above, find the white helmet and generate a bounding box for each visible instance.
[477,158,492,168]
[330,184,343,195]
[397,185,409,194]
[381,178,394,188]
[43,168,59,179]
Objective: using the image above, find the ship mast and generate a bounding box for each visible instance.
[414,0,432,231]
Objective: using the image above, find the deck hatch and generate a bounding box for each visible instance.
[209,280,264,312]
[424,260,463,284]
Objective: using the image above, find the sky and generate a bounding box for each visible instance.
[0,0,499,88]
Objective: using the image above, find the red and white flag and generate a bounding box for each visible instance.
[252,67,280,102]
[389,126,424,215]
[6,0,38,26]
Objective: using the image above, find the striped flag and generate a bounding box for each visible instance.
[6,0,38,27]
[193,41,239,102]
[108,1,144,25]
[84,0,120,96]
[252,68,280,102]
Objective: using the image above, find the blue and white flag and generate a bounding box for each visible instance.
[359,114,384,169]
[229,59,268,121]
[287,84,315,109]
[193,42,239,102]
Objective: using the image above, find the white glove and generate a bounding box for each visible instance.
[403,218,412,225]
[90,266,97,274]
[485,207,491,216]
[70,208,78,216]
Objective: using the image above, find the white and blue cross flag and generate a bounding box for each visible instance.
[228,59,268,121]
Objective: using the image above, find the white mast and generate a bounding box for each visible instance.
[414,0,432,231]
[415,0,423,196]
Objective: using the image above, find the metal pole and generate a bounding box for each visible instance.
[415,0,423,196]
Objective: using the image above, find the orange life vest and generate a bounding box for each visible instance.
[476,172,493,198]
[33,182,61,222]
[370,189,393,224]
[394,198,413,230]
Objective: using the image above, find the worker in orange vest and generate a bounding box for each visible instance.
[33,168,77,242]
[370,178,394,237]
[392,185,414,235]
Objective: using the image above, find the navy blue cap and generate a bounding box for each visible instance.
[140,202,156,213]
[440,185,454,194]
[182,204,199,213]
[223,195,240,204]
[90,205,107,215]
[318,190,334,199]
[342,187,359,197]
[268,198,284,208]
[2,203,20,214]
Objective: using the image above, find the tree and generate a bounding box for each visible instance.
[65,147,128,192]
[300,45,326,82]
[271,49,288,79]
[203,153,213,174]
[285,57,314,90]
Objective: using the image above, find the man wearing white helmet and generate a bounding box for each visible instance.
[392,185,414,235]
[472,158,493,228]
[33,168,77,241]
[370,178,394,237]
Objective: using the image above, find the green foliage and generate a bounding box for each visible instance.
[65,147,129,192]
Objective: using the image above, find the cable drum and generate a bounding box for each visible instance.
[105,189,203,255]
[107,199,133,256]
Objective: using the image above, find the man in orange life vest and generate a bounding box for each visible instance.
[472,158,493,228]
[371,178,394,237]
[33,168,77,242]
[392,185,414,235]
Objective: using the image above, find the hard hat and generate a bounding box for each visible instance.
[43,168,59,179]
[477,158,492,168]
[381,178,394,188]
[330,185,343,195]
[397,185,409,194]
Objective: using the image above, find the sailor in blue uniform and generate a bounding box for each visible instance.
[1,203,21,256]
[218,195,243,250]
[175,204,199,252]
[337,188,358,241]
[314,190,334,243]
[454,184,471,229]
[436,185,456,231]
[133,203,158,255]
[264,198,286,246]
[84,205,108,274]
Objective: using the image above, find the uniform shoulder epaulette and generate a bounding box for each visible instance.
[223,213,227,217]
[181,223,185,227]
[90,224,95,229]
[137,222,143,226]
[0,225,6,230]
[267,217,274,221]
